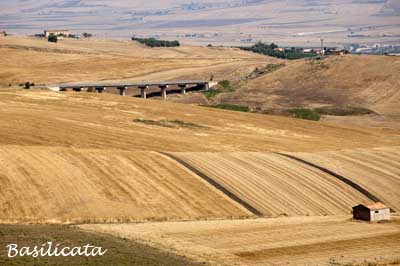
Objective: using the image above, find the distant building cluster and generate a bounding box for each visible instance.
[346,43,400,56]
[0,30,7,37]
[32,30,93,41]
[44,29,71,38]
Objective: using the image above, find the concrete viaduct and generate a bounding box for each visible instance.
[52,80,217,99]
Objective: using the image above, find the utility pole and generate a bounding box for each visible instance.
[320,38,324,58]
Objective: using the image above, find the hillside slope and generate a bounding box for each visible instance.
[0,90,398,152]
[172,149,400,216]
[294,146,400,212]
[217,55,400,126]
[0,91,398,223]
[0,37,271,86]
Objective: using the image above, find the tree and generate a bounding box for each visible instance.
[269,43,278,49]
[48,35,58,43]
[83,32,92,38]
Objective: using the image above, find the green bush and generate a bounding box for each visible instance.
[133,119,205,129]
[218,80,231,89]
[131,37,180,47]
[289,108,321,121]
[208,104,249,112]
[315,106,374,116]
[202,90,221,99]
[48,35,58,43]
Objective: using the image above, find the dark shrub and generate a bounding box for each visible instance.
[48,35,58,43]
[208,104,249,112]
[131,37,180,48]
[289,108,321,121]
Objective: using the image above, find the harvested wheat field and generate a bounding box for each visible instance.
[81,215,400,266]
[0,90,399,223]
[2,90,399,152]
[171,152,369,216]
[0,147,252,224]
[0,37,271,86]
[0,38,399,265]
[294,146,400,213]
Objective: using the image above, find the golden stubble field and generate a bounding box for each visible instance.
[81,216,400,266]
[0,89,399,265]
[0,36,271,86]
[1,37,399,265]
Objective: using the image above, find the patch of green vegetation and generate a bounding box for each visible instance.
[289,108,321,121]
[240,42,317,60]
[0,225,203,266]
[133,119,205,129]
[47,35,58,43]
[315,106,374,116]
[201,80,236,99]
[287,106,375,121]
[202,90,222,99]
[207,104,249,112]
[247,63,286,79]
[131,37,180,48]
[265,63,286,72]
[218,80,231,90]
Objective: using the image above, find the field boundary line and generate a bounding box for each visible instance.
[276,153,390,207]
[159,152,263,216]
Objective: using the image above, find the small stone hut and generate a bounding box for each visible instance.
[353,202,390,222]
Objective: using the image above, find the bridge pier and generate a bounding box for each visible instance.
[118,87,127,96]
[178,84,187,95]
[139,85,149,99]
[159,85,168,99]
[95,87,106,93]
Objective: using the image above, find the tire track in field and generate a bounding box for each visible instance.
[159,152,263,216]
[277,153,389,208]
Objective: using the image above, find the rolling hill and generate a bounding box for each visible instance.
[212,54,400,128]
[0,36,270,86]
[0,89,398,223]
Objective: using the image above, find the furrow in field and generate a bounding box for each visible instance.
[172,152,371,216]
[294,146,400,212]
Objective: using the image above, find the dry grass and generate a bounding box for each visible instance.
[80,216,400,266]
[294,146,400,212]
[0,90,398,152]
[217,55,400,128]
[0,90,398,223]
[0,37,270,86]
[173,148,400,216]
[0,147,251,224]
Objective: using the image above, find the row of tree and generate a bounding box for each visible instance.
[240,42,317,60]
[131,37,180,47]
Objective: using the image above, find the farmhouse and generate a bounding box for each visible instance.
[0,31,6,37]
[353,202,391,222]
[44,29,70,38]
[326,48,347,56]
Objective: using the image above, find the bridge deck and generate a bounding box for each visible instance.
[57,80,210,89]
